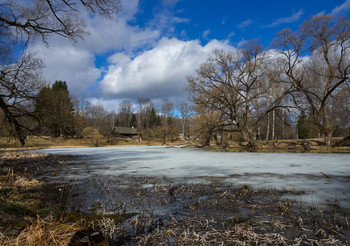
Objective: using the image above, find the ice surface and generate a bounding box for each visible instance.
[37,146,350,206]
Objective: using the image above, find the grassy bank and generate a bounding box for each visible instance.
[1,136,350,154]
[0,151,134,245]
[205,138,350,153]
[0,136,162,149]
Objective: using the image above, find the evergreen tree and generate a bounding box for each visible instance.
[149,108,160,128]
[114,118,120,127]
[130,114,137,128]
[297,111,308,139]
[34,81,74,137]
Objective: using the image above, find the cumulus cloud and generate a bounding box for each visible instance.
[330,0,350,16]
[264,9,303,28]
[30,0,161,99]
[101,37,236,101]
[32,43,101,98]
[82,15,160,53]
[107,53,132,64]
[78,0,160,54]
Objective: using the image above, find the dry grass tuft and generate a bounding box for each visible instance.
[1,216,81,246]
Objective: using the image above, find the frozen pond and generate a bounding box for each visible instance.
[37,146,350,206]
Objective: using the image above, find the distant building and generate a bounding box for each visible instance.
[111,127,139,139]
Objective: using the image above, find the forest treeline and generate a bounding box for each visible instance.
[0,0,349,146]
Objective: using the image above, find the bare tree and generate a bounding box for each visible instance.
[177,102,191,139]
[161,99,174,124]
[118,100,133,127]
[187,40,290,145]
[273,15,350,145]
[136,98,153,130]
[161,99,174,143]
[0,0,120,145]
[88,103,105,133]
[0,0,120,44]
[0,52,45,145]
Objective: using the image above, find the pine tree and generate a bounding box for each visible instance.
[297,111,308,139]
[149,108,160,128]
[34,81,74,137]
[130,114,137,128]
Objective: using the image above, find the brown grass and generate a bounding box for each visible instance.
[0,136,156,149]
[1,216,81,246]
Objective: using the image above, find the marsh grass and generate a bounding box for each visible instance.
[0,151,137,245]
[1,149,349,245]
[68,173,349,245]
[1,215,81,246]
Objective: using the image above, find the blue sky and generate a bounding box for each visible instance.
[33,0,350,112]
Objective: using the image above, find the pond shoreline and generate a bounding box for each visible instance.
[2,136,350,153]
[1,148,349,244]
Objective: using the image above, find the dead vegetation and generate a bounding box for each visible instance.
[0,151,122,245]
[70,174,350,245]
[0,150,349,245]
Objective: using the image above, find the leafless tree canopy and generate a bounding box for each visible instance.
[187,15,350,146]
[187,41,291,144]
[0,52,45,145]
[0,0,121,146]
[0,0,120,44]
[274,15,350,145]
[118,99,133,127]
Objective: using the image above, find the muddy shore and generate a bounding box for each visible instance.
[0,149,349,245]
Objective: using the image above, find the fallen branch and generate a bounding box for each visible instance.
[320,172,330,178]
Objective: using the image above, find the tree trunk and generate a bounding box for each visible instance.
[323,129,333,146]
[324,131,332,146]
[204,131,211,146]
[266,112,270,140]
[322,109,333,146]
[282,108,285,140]
[295,111,298,139]
[272,109,275,140]
[182,119,185,139]
[0,96,26,146]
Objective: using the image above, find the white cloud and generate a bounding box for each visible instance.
[316,11,326,16]
[237,19,253,29]
[118,0,139,20]
[81,3,160,54]
[32,44,101,98]
[237,38,248,48]
[162,0,181,7]
[227,32,235,40]
[107,53,131,64]
[101,37,236,101]
[203,29,210,39]
[330,0,350,16]
[172,16,190,24]
[86,97,125,112]
[149,10,187,35]
[29,0,161,99]
[265,9,303,28]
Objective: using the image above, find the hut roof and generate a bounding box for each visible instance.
[111,127,138,135]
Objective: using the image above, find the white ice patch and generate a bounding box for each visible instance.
[38,146,350,206]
